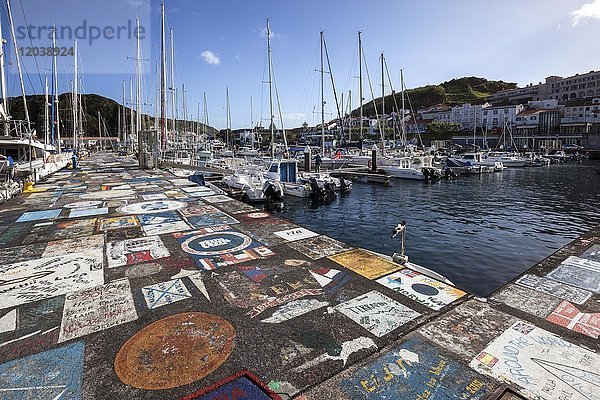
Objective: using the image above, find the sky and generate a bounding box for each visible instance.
[3,0,600,130]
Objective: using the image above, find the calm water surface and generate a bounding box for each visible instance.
[269,161,600,296]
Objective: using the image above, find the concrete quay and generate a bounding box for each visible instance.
[0,152,597,400]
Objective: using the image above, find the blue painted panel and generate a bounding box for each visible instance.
[138,211,181,226]
[191,376,273,400]
[0,341,84,399]
[341,337,491,399]
[16,209,61,223]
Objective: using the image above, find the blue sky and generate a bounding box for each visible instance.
[3,0,600,130]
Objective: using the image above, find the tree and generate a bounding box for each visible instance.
[427,122,460,137]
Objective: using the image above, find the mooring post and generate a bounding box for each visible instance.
[371,144,377,172]
[304,145,311,172]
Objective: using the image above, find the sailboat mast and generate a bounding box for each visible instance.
[320,31,325,156]
[400,68,405,144]
[97,110,102,150]
[122,80,127,149]
[358,31,363,141]
[203,92,207,137]
[267,18,275,158]
[348,90,351,142]
[182,83,186,140]
[129,78,134,152]
[226,87,230,149]
[154,61,159,132]
[73,40,78,153]
[250,96,254,150]
[381,52,385,151]
[160,1,167,150]
[6,0,30,133]
[135,17,142,150]
[44,76,49,144]
[52,25,61,153]
[169,28,176,141]
[0,11,8,136]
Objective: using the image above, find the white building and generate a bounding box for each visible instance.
[481,104,524,130]
[489,70,600,104]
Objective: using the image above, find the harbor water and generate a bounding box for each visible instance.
[271,161,600,297]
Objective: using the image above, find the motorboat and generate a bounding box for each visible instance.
[458,152,504,171]
[484,151,526,167]
[265,159,311,198]
[380,155,442,180]
[222,167,284,202]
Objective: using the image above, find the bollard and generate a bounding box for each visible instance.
[304,146,311,172]
[371,145,377,172]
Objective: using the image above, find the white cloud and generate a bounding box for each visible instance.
[571,0,600,26]
[199,50,220,65]
[260,28,285,39]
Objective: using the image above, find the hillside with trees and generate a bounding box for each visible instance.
[6,94,218,138]
[355,76,517,116]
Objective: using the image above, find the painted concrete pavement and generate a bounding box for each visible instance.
[0,152,597,400]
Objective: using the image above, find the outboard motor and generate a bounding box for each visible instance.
[263,181,284,202]
[323,182,337,201]
[308,177,323,198]
[339,177,351,192]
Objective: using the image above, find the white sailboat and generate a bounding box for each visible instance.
[0,8,69,184]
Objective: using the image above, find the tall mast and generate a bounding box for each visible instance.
[203,92,208,137]
[97,110,102,150]
[196,101,200,135]
[160,1,167,150]
[250,96,254,149]
[0,9,8,136]
[182,83,186,140]
[169,28,175,140]
[320,31,325,156]
[122,80,127,149]
[129,78,134,152]
[380,52,385,151]
[73,40,78,152]
[267,18,275,158]
[6,0,30,132]
[358,31,363,141]
[348,90,351,142]
[226,87,230,149]
[52,25,61,153]
[135,17,142,150]
[154,61,159,132]
[44,76,49,144]
[400,68,405,144]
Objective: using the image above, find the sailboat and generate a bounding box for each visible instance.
[0,6,70,185]
[295,30,352,194]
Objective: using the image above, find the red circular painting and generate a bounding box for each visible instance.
[114,312,235,390]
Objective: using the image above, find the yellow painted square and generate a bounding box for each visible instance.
[328,248,402,280]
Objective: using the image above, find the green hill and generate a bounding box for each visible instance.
[6,93,218,137]
[355,77,517,116]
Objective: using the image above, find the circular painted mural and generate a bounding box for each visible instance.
[118,200,187,215]
[181,231,252,256]
[114,312,235,390]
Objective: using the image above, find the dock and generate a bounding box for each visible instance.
[0,152,597,400]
